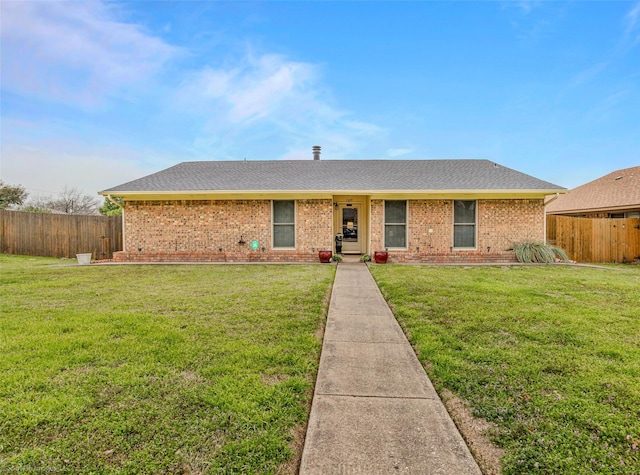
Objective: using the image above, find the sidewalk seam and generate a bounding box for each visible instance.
[314,393,437,401]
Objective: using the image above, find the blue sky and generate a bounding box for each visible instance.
[1,1,639,199]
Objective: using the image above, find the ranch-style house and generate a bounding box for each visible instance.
[100,148,565,263]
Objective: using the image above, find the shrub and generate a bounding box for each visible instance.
[509,242,569,263]
[360,254,372,263]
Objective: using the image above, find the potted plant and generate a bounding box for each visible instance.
[318,249,333,263]
[373,250,389,264]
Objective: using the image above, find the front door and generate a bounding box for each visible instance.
[341,205,361,254]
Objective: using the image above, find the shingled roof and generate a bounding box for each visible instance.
[101,159,564,195]
[546,165,640,215]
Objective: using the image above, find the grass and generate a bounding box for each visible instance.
[369,264,640,474]
[0,255,335,474]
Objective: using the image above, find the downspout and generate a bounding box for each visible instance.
[543,193,560,244]
[544,193,560,207]
[367,197,372,256]
[106,194,123,209]
[106,195,125,253]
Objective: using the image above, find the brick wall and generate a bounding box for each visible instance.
[115,197,544,263]
[371,199,544,263]
[116,199,333,262]
[296,199,334,253]
[478,199,544,250]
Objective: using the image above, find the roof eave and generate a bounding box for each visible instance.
[99,189,565,201]
[547,202,640,215]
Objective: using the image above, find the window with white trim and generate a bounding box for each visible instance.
[384,200,407,248]
[273,200,295,248]
[453,200,476,248]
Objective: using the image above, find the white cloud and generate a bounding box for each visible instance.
[569,62,610,87]
[625,2,640,42]
[626,2,640,30]
[1,1,388,184]
[176,52,385,159]
[178,54,318,123]
[231,57,313,123]
[0,0,179,106]
[516,1,536,14]
[387,148,413,158]
[585,88,632,123]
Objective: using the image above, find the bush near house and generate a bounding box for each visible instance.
[0,255,334,473]
[370,265,640,474]
[509,241,569,263]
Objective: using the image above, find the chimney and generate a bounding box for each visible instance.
[312,145,321,160]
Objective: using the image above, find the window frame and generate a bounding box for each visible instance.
[384,200,408,249]
[272,200,296,249]
[453,200,477,249]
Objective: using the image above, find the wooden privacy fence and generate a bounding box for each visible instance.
[547,215,640,263]
[0,210,123,260]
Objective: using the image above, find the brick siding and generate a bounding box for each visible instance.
[115,198,544,263]
[116,199,333,262]
[370,199,544,263]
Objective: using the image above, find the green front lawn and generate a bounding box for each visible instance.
[0,255,335,474]
[370,264,640,474]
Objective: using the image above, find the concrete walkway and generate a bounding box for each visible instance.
[299,262,482,474]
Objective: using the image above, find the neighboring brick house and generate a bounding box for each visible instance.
[546,165,640,219]
[100,152,565,263]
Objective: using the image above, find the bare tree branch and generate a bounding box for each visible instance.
[29,187,100,215]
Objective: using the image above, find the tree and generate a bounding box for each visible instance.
[0,181,28,209]
[99,196,123,216]
[20,205,52,214]
[33,187,101,215]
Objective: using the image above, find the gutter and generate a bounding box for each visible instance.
[99,189,567,201]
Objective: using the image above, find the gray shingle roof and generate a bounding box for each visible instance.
[101,159,565,193]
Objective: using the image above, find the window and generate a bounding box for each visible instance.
[453,200,476,248]
[385,200,407,248]
[273,200,295,248]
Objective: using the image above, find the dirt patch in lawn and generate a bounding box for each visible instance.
[277,422,307,475]
[440,388,504,475]
[279,283,334,474]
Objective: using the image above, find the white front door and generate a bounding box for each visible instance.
[341,204,361,254]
